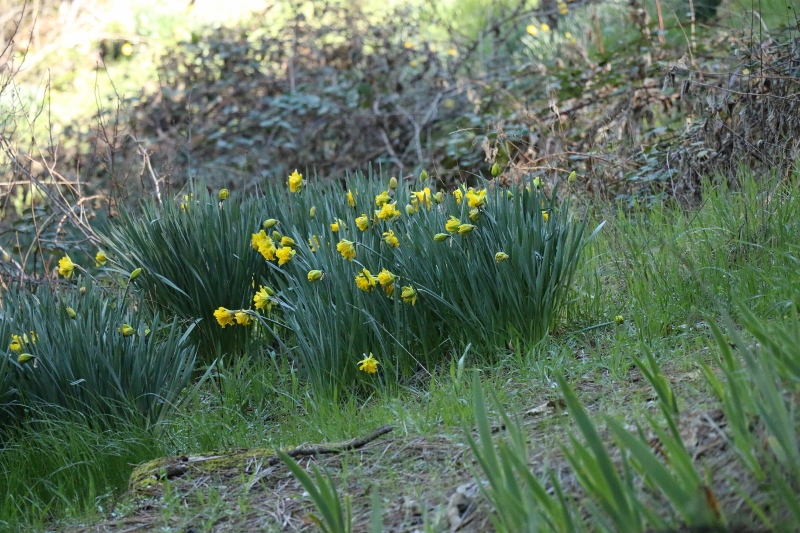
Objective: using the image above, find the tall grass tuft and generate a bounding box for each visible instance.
[0,412,164,528]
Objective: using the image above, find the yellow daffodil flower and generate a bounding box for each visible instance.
[235,311,253,326]
[355,268,378,292]
[495,252,510,262]
[218,188,229,201]
[377,202,400,220]
[375,191,391,207]
[276,247,296,265]
[95,251,108,266]
[58,255,75,278]
[401,286,417,305]
[542,211,550,223]
[288,170,303,192]
[307,270,324,282]
[347,190,356,207]
[337,239,356,261]
[356,214,369,231]
[214,307,236,327]
[411,187,433,210]
[454,189,463,204]
[445,216,462,233]
[119,324,135,336]
[253,286,276,312]
[383,230,400,248]
[281,236,297,247]
[466,188,487,208]
[358,353,380,374]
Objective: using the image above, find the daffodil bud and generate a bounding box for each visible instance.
[405,204,416,216]
[491,162,500,177]
[66,307,77,319]
[532,176,542,189]
[433,191,443,203]
[434,233,450,242]
[419,169,428,182]
[615,315,624,325]
[119,324,135,337]
[263,218,278,229]
[17,353,34,364]
[389,176,398,189]
[307,270,324,282]
[568,171,577,184]
[495,252,509,262]
[507,190,513,199]
[281,236,297,247]
[129,268,143,282]
[309,206,316,218]
[272,231,282,241]
[458,224,476,235]
[469,208,480,222]
[218,188,229,201]
[79,286,86,295]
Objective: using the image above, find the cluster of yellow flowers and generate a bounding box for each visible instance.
[214,285,279,328]
[251,227,297,266]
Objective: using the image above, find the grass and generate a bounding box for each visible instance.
[1,167,799,531]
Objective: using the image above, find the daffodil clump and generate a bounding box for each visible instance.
[110,168,588,392]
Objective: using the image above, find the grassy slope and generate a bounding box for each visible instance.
[2,169,797,532]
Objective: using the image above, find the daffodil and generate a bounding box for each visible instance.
[281,236,297,247]
[356,214,369,231]
[376,202,400,220]
[95,251,108,266]
[337,239,356,261]
[419,169,428,182]
[330,219,345,232]
[454,189,463,204]
[58,255,75,278]
[252,230,276,261]
[378,269,396,296]
[347,190,356,207]
[401,286,417,305]
[214,307,236,327]
[532,176,542,188]
[389,176,398,189]
[383,230,399,248]
[218,188,229,201]
[434,191,443,203]
[568,171,577,184]
[235,311,253,326]
[263,218,279,229]
[288,170,303,192]
[355,268,378,292]
[276,246,296,265]
[458,223,476,235]
[615,315,625,325]
[307,270,324,282]
[9,334,24,353]
[17,353,34,364]
[542,210,550,223]
[434,233,450,242]
[309,206,316,218]
[405,204,417,216]
[411,187,433,210]
[375,191,391,207]
[119,324,135,336]
[466,188,487,208]
[66,307,77,319]
[469,208,480,222]
[253,286,276,312]
[358,353,380,374]
[445,216,461,233]
[308,235,320,252]
[495,252,509,262]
